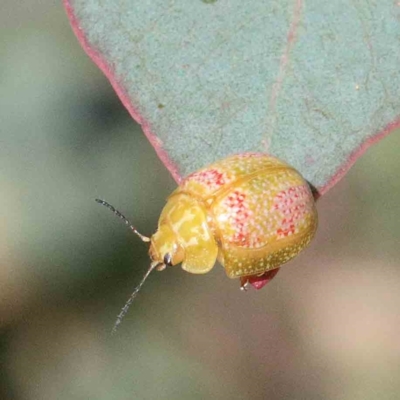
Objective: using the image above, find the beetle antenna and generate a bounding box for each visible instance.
[95,199,150,242]
[112,260,160,334]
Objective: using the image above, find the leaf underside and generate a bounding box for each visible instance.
[65,0,400,194]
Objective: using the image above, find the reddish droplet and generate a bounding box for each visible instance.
[241,268,280,290]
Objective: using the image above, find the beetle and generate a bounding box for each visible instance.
[97,153,318,331]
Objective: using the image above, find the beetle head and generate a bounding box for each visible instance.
[149,223,184,270]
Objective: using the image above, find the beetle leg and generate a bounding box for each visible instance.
[240,278,250,291]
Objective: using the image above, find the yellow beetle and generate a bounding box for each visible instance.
[97,153,318,331]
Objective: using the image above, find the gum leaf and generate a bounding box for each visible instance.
[65,1,400,195]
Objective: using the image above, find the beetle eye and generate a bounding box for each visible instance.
[163,253,172,266]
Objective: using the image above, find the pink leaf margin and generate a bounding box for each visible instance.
[318,118,400,195]
[64,0,400,196]
[63,0,182,184]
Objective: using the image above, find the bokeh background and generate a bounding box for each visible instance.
[1,2,400,399]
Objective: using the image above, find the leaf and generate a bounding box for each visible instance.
[64,0,400,195]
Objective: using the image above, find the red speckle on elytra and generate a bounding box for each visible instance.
[273,186,309,238]
[224,190,255,246]
[188,168,227,190]
[277,225,295,237]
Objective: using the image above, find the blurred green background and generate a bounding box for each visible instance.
[1,2,400,399]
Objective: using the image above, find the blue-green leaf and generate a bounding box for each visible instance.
[65,0,400,194]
